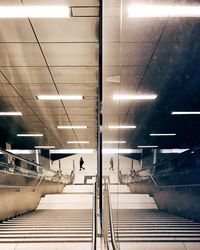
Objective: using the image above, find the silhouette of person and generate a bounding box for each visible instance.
[79,157,85,171]
[109,157,114,170]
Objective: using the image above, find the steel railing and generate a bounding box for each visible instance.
[103,180,120,250]
[0,148,73,188]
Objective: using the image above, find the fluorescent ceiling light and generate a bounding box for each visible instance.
[108,125,136,129]
[138,145,158,148]
[0,6,70,18]
[113,94,157,100]
[0,112,22,116]
[103,141,126,144]
[159,149,189,153]
[17,134,43,137]
[35,146,55,149]
[150,133,176,136]
[67,141,90,144]
[106,76,120,83]
[172,111,200,115]
[37,95,83,100]
[128,4,200,18]
[7,150,35,154]
[50,149,94,154]
[57,126,87,129]
[103,149,142,154]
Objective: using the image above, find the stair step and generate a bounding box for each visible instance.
[0,238,92,243]
[115,237,200,242]
[0,234,91,238]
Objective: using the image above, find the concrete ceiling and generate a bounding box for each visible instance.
[0,0,200,151]
[0,0,99,149]
[103,0,200,149]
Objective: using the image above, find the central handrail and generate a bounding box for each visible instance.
[104,180,120,250]
[92,182,97,250]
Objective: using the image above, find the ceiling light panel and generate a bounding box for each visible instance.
[0,6,70,18]
[37,95,83,100]
[67,141,90,144]
[17,134,43,137]
[57,126,88,129]
[137,145,158,148]
[113,94,157,100]
[103,149,142,154]
[150,133,176,136]
[128,5,200,18]
[50,149,94,154]
[108,125,136,129]
[0,112,22,116]
[103,141,126,144]
[172,111,200,115]
[35,146,55,149]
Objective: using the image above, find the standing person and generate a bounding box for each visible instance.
[79,157,85,171]
[109,157,114,171]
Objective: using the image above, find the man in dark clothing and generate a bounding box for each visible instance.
[109,157,114,171]
[79,157,85,171]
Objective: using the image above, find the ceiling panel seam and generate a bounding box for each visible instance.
[24,16,82,148]
[122,19,169,130]
[0,71,63,147]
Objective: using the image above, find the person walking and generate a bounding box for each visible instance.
[79,157,85,171]
[109,157,114,171]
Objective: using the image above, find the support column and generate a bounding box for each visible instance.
[97,0,103,232]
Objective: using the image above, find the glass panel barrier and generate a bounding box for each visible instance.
[0,149,74,187]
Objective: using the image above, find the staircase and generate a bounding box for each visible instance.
[108,184,200,250]
[0,209,92,243]
[113,209,200,242]
[0,183,93,249]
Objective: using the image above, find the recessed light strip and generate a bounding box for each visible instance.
[150,133,176,136]
[103,141,126,144]
[128,5,200,18]
[103,149,142,154]
[0,112,22,116]
[138,145,158,148]
[50,149,94,154]
[0,6,70,18]
[108,125,136,129]
[57,126,87,129]
[172,111,200,115]
[67,141,90,144]
[113,94,157,100]
[37,95,83,100]
[35,146,55,149]
[17,134,43,137]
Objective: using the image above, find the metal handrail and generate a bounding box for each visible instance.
[104,181,120,250]
[149,174,200,188]
[0,149,72,188]
[92,182,97,250]
[0,148,57,174]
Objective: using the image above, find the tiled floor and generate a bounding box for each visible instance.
[120,242,200,250]
[0,243,91,250]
